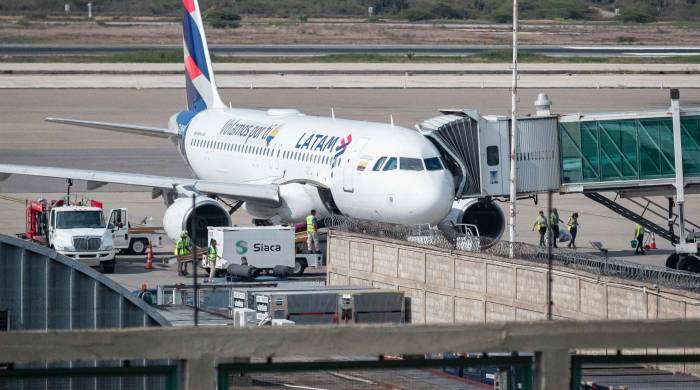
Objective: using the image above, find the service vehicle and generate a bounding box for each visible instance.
[106,208,164,255]
[205,226,322,276]
[20,198,116,273]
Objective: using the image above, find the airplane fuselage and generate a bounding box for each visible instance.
[171,107,455,225]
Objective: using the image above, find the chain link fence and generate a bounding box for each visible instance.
[324,215,700,292]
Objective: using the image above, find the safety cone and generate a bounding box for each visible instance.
[145,241,153,269]
[650,234,657,250]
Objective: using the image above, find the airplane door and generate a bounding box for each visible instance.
[342,138,369,193]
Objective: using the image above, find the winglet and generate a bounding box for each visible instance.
[182,0,224,111]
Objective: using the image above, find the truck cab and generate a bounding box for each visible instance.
[47,205,116,273]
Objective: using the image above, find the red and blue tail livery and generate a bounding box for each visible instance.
[182,0,223,111]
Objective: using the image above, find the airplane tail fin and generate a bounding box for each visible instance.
[182,0,224,111]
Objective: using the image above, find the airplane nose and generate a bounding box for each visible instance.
[402,172,454,225]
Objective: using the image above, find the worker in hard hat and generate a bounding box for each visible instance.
[532,210,547,247]
[634,223,645,255]
[567,212,579,250]
[207,238,220,281]
[174,231,192,276]
[549,208,561,248]
[137,283,153,305]
[306,209,319,253]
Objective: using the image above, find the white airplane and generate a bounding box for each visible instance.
[0,0,504,246]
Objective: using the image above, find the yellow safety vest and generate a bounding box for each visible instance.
[635,224,643,237]
[535,216,545,230]
[550,212,558,225]
[207,246,217,263]
[567,217,574,230]
[306,215,316,232]
[174,237,191,256]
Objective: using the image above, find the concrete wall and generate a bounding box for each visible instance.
[327,231,700,324]
[327,230,700,375]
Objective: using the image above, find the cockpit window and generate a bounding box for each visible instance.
[424,157,443,171]
[373,157,387,171]
[399,157,424,171]
[382,157,397,171]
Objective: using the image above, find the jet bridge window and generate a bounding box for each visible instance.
[424,157,443,171]
[382,157,397,171]
[373,157,387,171]
[399,157,424,171]
[486,146,499,166]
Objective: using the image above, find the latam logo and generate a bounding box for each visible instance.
[335,134,352,159]
[295,132,353,159]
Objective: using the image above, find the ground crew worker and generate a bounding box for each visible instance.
[550,208,561,248]
[207,238,220,281]
[137,283,152,305]
[532,210,547,247]
[174,231,192,276]
[567,212,579,250]
[240,256,248,266]
[306,209,319,253]
[634,223,645,255]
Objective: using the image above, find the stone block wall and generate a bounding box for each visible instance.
[328,230,700,375]
[327,231,700,326]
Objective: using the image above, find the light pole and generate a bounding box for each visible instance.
[509,0,519,253]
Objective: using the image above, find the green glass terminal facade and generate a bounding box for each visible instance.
[559,115,700,184]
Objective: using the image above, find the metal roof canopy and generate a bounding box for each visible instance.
[0,233,168,331]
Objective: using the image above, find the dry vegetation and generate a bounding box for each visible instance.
[2,18,700,45]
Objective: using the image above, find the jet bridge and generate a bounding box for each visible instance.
[418,110,561,199]
[417,92,700,249]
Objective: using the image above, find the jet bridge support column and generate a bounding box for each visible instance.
[671,89,686,243]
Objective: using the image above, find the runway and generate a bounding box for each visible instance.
[3,43,700,57]
[4,63,700,89]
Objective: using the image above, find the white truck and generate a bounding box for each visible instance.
[205,226,322,276]
[106,208,163,255]
[46,204,117,273]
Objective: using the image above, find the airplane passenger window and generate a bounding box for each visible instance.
[424,157,443,171]
[383,157,397,171]
[486,146,499,166]
[400,157,424,171]
[372,157,387,171]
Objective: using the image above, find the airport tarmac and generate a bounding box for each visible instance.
[1,87,698,287]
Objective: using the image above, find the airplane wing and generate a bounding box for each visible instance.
[46,118,177,138]
[0,164,280,206]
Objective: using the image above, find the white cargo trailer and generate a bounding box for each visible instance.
[206,226,306,275]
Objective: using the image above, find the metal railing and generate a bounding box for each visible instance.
[4,319,700,390]
[324,215,700,292]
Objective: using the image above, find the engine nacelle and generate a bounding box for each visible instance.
[163,196,231,246]
[441,198,505,241]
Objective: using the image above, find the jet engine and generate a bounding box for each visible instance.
[440,198,505,241]
[163,196,231,246]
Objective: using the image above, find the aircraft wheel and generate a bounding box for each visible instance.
[677,255,700,273]
[666,253,680,269]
